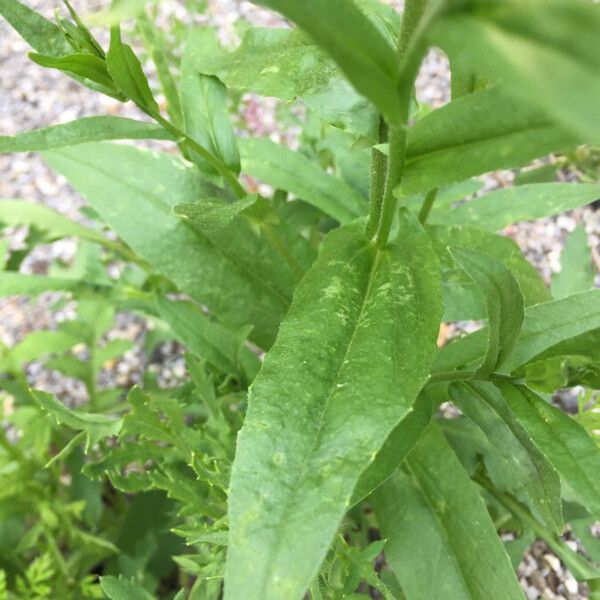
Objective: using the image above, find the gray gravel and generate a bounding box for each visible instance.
[1,2,599,598]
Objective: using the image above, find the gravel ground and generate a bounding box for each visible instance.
[1,2,599,598]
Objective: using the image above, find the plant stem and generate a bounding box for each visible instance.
[428,369,477,383]
[366,118,388,239]
[152,113,247,200]
[418,187,438,224]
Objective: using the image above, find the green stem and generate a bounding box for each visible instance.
[428,370,477,383]
[152,113,247,200]
[418,187,438,224]
[397,0,429,59]
[366,118,388,238]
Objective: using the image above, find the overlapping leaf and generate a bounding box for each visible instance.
[373,423,523,600]
[225,212,442,599]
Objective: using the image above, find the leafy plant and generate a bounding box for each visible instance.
[1,0,600,598]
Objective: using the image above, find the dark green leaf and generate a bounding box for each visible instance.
[239,137,366,223]
[428,224,549,321]
[450,382,563,533]
[431,183,600,231]
[372,422,523,600]
[155,296,260,382]
[225,211,442,599]
[100,576,154,600]
[552,225,595,300]
[402,86,581,194]
[43,142,315,348]
[252,0,401,123]
[500,289,600,373]
[451,248,524,376]
[431,0,600,143]
[28,52,115,90]
[349,391,436,506]
[0,116,173,152]
[106,26,158,113]
[0,0,69,56]
[497,382,600,516]
[181,29,240,176]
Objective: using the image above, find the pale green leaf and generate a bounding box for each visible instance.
[29,52,115,90]
[173,195,257,231]
[181,29,240,176]
[252,0,401,123]
[372,422,523,600]
[432,184,600,231]
[225,211,442,599]
[451,248,524,376]
[450,382,563,533]
[239,137,366,223]
[552,226,595,300]
[0,271,110,296]
[431,0,600,143]
[498,382,600,516]
[100,576,154,600]
[0,116,173,152]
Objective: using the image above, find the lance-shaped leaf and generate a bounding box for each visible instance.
[106,26,158,113]
[372,422,523,600]
[225,211,442,600]
[402,86,581,194]
[155,296,260,383]
[499,289,600,373]
[450,382,563,533]
[436,290,600,375]
[497,382,600,516]
[0,0,69,56]
[450,248,524,376]
[181,29,240,176]
[29,52,115,90]
[252,0,401,123]
[349,391,436,507]
[428,224,549,322]
[239,138,366,223]
[552,226,595,300]
[43,142,316,349]
[431,183,600,231]
[0,272,111,296]
[430,0,600,143]
[0,116,173,153]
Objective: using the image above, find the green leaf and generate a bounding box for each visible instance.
[428,224,549,321]
[190,27,379,140]
[500,289,600,373]
[450,248,524,376]
[173,195,257,231]
[402,86,581,194]
[43,142,315,349]
[0,272,110,296]
[431,0,600,143]
[435,289,600,375]
[180,29,240,176]
[239,137,366,223]
[0,116,173,153]
[106,26,158,113]
[225,211,442,599]
[372,422,523,600]
[252,0,401,123]
[497,382,600,516]
[552,225,595,300]
[155,296,260,382]
[0,0,69,56]
[32,390,121,452]
[431,183,600,231]
[349,391,436,507]
[450,382,563,533]
[100,576,154,600]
